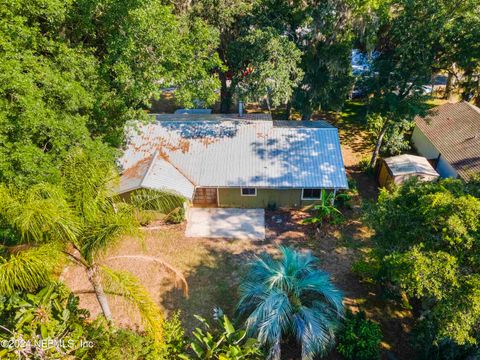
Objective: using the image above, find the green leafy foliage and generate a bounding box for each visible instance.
[301,190,343,226]
[337,310,382,360]
[0,283,89,359]
[159,311,188,358]
[230,28,303,108]
[0,0,221,188]
[130,188,186,225]
[166,207,187,224]
[0,151,189,348]
[249,0,358,118]
[184,310,263,360]
[365,178,480,350]
[0,285,191,360]
[79,318,161,360]
[362,0,480,166]
[237,247,344,360]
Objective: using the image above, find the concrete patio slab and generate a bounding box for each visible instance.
[186,208,265,240]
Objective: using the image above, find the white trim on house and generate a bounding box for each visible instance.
[301,188,322,200]
[240,187,257,196]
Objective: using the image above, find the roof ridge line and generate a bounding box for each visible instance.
[138,152,158,188]
[157,153,197,187]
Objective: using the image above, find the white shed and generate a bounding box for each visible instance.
[378,154,439,188]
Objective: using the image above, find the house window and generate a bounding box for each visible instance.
[241,188,257,196]
[302,188,322,200]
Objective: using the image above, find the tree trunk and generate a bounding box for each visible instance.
[444,72,454,100]
[370,122,389,169]
[87,265,113,322]
[285,101,292,120]
[301,108,312,121]
[220,71,233,113]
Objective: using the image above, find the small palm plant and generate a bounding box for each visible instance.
[301,190,342,226]
[237,247,344,360]
[0,149,187,346]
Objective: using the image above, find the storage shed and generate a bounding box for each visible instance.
[378,154,439,188]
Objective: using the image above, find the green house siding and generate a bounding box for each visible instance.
[217,188,320,208]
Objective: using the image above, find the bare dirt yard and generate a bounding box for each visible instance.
[63,101,414,359]
[63,204,413,359]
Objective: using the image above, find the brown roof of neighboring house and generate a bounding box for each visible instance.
[415,101,480,180]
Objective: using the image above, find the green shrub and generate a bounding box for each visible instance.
[136,209,164,226]
[185,309,263,359]
[337,310,382,360]
[301,190,343,226]
[160,311,188,358]
[358,157,372,174]
[166,207,186,224]
[0,283,90,359]
[81,321,159,360]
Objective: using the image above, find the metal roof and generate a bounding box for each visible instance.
[415,101,480,180]
[118,114,348,194]
[384,154,439,177]
[174,109,212,114]
[118,151,195,199]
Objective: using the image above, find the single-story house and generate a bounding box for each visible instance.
[411,101,480,181]
[377,154,439,188]
[117,113,348,208]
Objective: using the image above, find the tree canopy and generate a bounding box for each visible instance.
[0,0,221,187]
[362,0,480,165]
[366,178,480,354]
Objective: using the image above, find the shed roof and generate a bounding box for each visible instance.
[118,114,348,195]
[415,101,480,180]
[384,154,439,177]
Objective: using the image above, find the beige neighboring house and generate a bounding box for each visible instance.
[411,101,480,181]
[117,113,348,208]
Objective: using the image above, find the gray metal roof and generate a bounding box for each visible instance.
[384,154,439,177]
[118,114,348,194]
[118,151,195,199]
[174,109,212,114]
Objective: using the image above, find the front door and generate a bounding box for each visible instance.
[193,188,217,207]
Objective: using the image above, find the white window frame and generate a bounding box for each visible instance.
[301,188,322,200]
[240,187,257,197]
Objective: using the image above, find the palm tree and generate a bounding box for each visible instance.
[0,149,187,346]
[237,246,344,360]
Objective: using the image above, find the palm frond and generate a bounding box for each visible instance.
[80,203,139,264]
[129,188,186,214]
[0,244,62,295]
[237,247,344,360]
[297,272,344,314]
[243,290,292,359]
[292,306,337,360]
[0,184,78,244]
[105,255,189,297]
[61,147,119,221]
[99,266,164,347]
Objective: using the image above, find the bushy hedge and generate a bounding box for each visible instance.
[337,310,382,360]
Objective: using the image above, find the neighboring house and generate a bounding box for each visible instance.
[118,113,348,208]
[411,101,480,181]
